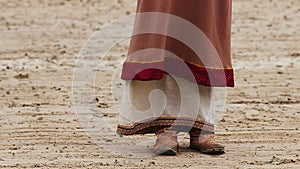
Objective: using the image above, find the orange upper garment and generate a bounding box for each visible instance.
[122,0,234,87]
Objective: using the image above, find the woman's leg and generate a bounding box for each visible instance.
[118,78,180,155]
[189,86,225,154]
[164,74,225,154]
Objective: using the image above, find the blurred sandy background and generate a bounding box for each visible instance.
[0,0,299,168]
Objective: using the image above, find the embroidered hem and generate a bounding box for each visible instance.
[117,117,214,135]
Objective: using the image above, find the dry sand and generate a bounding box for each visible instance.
[0,0,300,168]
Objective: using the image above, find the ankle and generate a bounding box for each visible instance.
[155,127,178,136]
[189,128,214,137]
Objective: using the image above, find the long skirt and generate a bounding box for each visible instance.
[117,0,233,135]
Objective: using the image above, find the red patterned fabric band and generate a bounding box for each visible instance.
[121,57,235,87]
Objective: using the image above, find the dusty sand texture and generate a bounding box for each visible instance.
[0,0,299,168]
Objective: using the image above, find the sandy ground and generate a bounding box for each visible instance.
[0,0,300,168]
